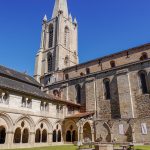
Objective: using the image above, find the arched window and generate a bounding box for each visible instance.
[3,93,9,104]
[140,52,148,61]
[49,24,53,48]
[40,102,44,111]
[53,90,59,97]
[45,103,49,112]
[110,61,116,68]
[42,129,47,143]
[22,128,29,143]
[86,68,90,74]
[80,72,84,76]
[58,130,61,142]
[0,126,6,144]
[27,99,32,108]
[83,122,92,142]
[75,84,81,104]
[72,130,77,142]
[53,130,56,142]
[14,128,21,143]
[64,26,69,49]
[103,79,111,100]
[35,129,41,143]
[47,53,53,72]
[65,74,69,80]
[66,130,71,142]
[139,71,148,94]
[64,56,69,66]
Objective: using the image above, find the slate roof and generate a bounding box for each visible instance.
[0,65,41,87]
[0,65,80,107]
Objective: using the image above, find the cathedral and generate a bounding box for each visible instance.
[1,0,150,149]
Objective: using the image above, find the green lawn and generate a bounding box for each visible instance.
[7,145,78,150]
[135,145,150,150]
[4,145,150,150]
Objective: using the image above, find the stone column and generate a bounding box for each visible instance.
[80,127,83,143]
[6,131,14,148]
[30,132,35,146]
[127,119,136,143]
[77,126,80,142]
[91,125,95,142]
[116,69,134,118]
[48,132,52,144]
[131,124,136,143]
[110,131,113,142]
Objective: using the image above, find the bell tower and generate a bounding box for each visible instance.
[34,0,79,82]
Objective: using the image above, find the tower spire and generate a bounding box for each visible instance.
[52,0,68,18]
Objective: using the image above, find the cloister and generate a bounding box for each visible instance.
[0,113,94,149]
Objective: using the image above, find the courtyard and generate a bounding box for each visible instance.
[3,145,150,150]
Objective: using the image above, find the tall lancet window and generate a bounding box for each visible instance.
[49,24,53,48]
[103,78,111,100]
[64,26,70,49]
[47,53,53,72]
[139,71,148,94]
[75,84,81,104]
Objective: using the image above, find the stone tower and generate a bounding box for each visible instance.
[34,0,79,82]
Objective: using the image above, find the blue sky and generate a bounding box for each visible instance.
[0,0,150,76]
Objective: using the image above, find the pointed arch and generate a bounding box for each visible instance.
[83,122,92,142]
[66,130,71,142]
[22,128,29,143]
[53,130,57,142]
[0,126,6,144]
[42,129,47,143]
[72,130,77,142]
[64,26,70,49]
[0,113,13,132]
[75,84,82,104]
[58,130,61,142]
[47,52,53,72]
[36,118,53,133]
[103,78,111,100]
[35,129,41,143]
[14,115,35,132]
[63,120,78,142]
[49,24,53,48]
[13,128,21,143]
[138,70,148,94]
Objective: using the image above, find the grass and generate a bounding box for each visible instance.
[135,145,150,150]
[6,145,78,150]
[4,145,150,150]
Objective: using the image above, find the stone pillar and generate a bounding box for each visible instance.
[77,126,80,142]
[131,125,136,143]
[6,131,14,148]
[80,127,83,142]
[85,78,95,112]
[116,69,134,118]
[30,132,35,146]
[91,125,95,142]
[110,131,113,142]
[48,132,52,144]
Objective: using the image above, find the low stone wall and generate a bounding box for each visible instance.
[95,144,113,150]
[95,117,150,143]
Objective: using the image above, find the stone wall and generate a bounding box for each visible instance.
[95,118,150,143]
[62,45,150,80]
[135,94,150,118]
[46,60,150,121]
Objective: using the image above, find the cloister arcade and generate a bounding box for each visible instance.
[0,113,94,149]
